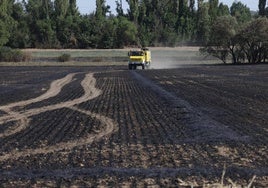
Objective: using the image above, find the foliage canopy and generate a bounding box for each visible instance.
[0,0,267,56]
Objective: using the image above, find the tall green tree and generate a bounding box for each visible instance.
[116,17,137,48]
[68,0,79,16]
[0,0,261,49]
[189,0,195,14]
[66,0,81,48]
[0,0,16,46]
[176,0,196,42]
[230,1,251,24]
[54,0,82,48]
[126,0,139,24]
[54,0,69,47]
[25,0,58,48]
[8,1,30,48]
[136,0,155,46]
[98,17,117,48]
[91,0,113,48]
[54,0,69,18]
[96,0,110,20]
[238,17,268,63]
[259,0,267,16]
[218,3,229,16]
[116,0,124,17]
[208,0,219,22]
[196,1,210,44]
[25,0,53,20]
[201,17,268,64]
[178,0,185,18]
[201,16,238,64]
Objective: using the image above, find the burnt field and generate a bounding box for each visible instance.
[0,65,267,187]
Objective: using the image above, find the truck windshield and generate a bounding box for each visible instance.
[130,51,144,56]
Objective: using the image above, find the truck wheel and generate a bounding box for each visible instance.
[146,62,151,69]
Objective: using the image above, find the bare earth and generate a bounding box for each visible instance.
[0,64,267,187]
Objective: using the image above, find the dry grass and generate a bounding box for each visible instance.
[178,166,257,188]
[0,47,220,66]
[203,167,256,188]
[0,61,126,66]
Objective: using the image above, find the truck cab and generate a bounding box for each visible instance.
[128,48,151,70]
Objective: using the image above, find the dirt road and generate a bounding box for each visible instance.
[0,65,267,187]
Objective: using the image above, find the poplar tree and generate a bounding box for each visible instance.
[68,0,79,16]
[189,0,195,14]
[126,0,139,24]
[259,0,267,16]
[196,1,210,44]
[230,1,251,24]
[0,0,16,46]
[8,1,30,48]
[116,0,124,17]
[96,0,110,20]
[218,3,230,16]
[54,0,69,18]
[55,0,81,48]
[208,0,219,22]
[25,0,57,48]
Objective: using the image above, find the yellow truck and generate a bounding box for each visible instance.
[128,48,151,70]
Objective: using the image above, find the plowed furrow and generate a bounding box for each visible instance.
[1,166,267,179]
[0,66,267,186]
[0,72,118,162]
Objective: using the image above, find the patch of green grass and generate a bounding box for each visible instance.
[0,47,32,62]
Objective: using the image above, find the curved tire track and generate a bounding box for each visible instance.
[0,73,76,138]
[0,73,118,161]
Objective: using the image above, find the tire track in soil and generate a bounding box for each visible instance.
[0,73,76,138]
[141,69,268,143]
[173,77,268,141]
[0,73,118,161]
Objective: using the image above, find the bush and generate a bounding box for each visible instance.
[21,51,32,62]
[58,53,71,62]
[0,47,32,62]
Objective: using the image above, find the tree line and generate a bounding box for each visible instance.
[201,0,268,64]
[0,0,268,55]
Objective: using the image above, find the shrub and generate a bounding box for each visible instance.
[0,47,32,62]
[21,51,32,62]
[58,53,71,62]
